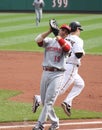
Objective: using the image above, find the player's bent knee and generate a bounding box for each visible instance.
[76,80,85,90]
[80,81,85,90]
[82,80,85,88]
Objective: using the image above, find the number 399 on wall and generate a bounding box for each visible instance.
[52,0,68,8]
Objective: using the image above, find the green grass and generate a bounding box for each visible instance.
[0,90,102,122]
[0,13,102,54]
[0,13,102,122]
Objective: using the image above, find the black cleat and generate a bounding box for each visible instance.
[61,102,71,116]
[32,96,40,113]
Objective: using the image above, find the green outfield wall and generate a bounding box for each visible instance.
[0,0,102,12]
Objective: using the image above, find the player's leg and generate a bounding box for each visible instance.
[46,73,64,130]
[32,70,48,113]
[60,71,74,116]
[35,9,39,26]
[59,64,75,95]
[62,74,85,116]
[32,72,45,113]
[60,64,78,116]
[32,95,41,113]
[37,9,42,24]
[33,73,62,130]
[40,9,43,19]
[32,72,48,129]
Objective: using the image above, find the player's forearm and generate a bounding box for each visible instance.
[56,36,71,52]
[41,30,52,39]
[35,30,52,47]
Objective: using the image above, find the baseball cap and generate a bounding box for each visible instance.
[60,24,71,33]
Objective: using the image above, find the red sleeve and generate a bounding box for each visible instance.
[37,41,43,47]
[58,38,71,52]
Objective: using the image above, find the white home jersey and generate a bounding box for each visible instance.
[65,34,85,66]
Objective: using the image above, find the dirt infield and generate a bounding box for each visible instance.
[0,51,102,129]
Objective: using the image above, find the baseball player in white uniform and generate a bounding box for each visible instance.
[61,21,85,116]
[32,21,85,118]
[32,0,45,26]
[32,23,71,130]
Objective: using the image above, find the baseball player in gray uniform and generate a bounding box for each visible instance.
[32,0,45,26]
[32,21,85,118]
[32,22,71,130]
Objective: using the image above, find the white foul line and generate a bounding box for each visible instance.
[0,121,102,129]
[58,121,102,126]
[71,128,102,130]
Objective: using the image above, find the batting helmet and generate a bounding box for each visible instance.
[69,21,83,32]
[60,24,71,34]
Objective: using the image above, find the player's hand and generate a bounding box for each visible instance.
[49,19,59,36]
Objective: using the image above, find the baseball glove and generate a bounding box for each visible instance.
[49,19,59,36]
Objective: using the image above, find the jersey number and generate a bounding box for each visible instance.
[54,56,60,62]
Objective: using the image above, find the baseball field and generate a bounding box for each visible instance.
[0,13,102,130]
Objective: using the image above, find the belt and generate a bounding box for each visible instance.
[43,66,64,72]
